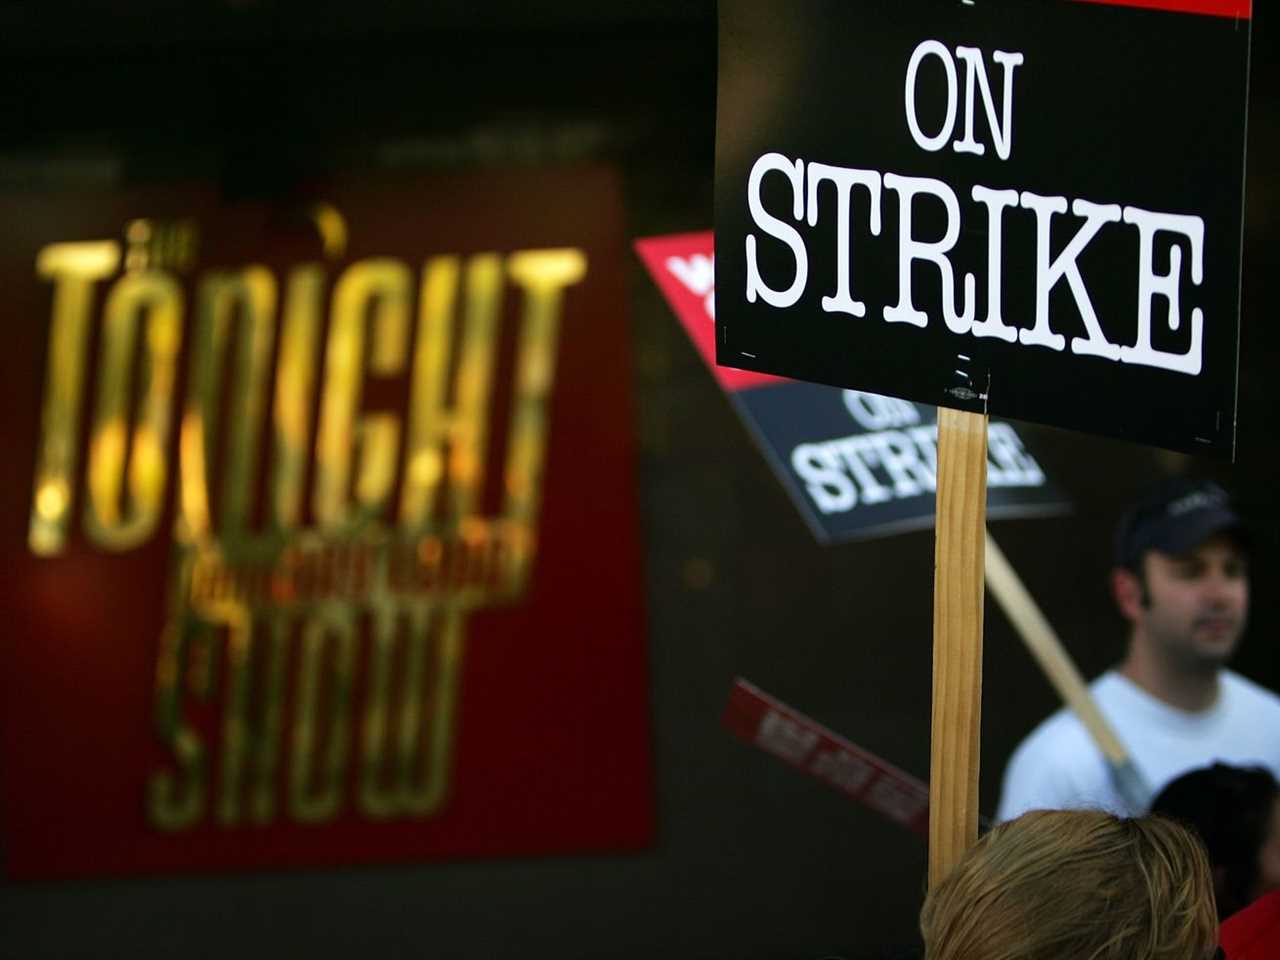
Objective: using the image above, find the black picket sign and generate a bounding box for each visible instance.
[715,0,1250,458]
[735,382,1068,543]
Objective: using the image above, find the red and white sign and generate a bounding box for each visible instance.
[635,232,781,393]
[1076,0,1249,18]
[723,679,930,835]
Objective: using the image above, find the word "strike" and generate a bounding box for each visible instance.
[745,153,1205,376]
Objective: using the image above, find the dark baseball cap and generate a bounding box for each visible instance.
[1113,478,1248,571]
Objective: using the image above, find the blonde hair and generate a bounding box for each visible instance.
[920,810,1218,960]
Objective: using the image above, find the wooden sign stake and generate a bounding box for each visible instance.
[983,531,1150,810]
[929,406,988,887]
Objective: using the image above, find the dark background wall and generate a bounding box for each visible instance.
[1,2,1277,958]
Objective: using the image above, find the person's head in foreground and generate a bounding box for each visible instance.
[920,809,1219,960]
[1151,763,1280,921]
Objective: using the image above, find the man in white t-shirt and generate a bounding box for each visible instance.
[997,478,1280,822]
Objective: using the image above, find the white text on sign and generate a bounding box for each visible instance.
[743,42,1205,377]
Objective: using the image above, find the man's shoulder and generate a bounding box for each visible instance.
[995,673,1126,822]
[1010,671,1133,756]
[1006,701,1098,767]
[1222,668,1280,709]
[997,708,1113,820]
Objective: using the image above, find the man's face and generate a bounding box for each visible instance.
[1136,534,1249,671]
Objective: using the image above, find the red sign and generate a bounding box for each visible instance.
[634,232,781,393]
[723,679,930,835]
[0,168,653,878]
[1075,0,1250,18]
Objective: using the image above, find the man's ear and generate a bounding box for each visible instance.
[1112,567,1145,622]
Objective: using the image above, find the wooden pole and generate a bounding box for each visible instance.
[983,533,1127,764]
[929,407,988,888]
[983,532,1150,810]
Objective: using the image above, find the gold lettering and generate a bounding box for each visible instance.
[216,614,288,825]
[270,266,324,530]
[215,614,253,825]
[358,604,403,819]
[140,236,582,833]
[29,241,121,555]
[289,606,356,823]
[401,605,464,814]
[308,203,347,260]
[358,603,463,818]
[248,617,289,823]
[179,268,277,542]
[500,250,586,588]
[314,259,411,529]
[398,255,502,528]
[84,270,183,550]
[147,614,211,831]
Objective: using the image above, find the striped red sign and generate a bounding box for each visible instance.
[723,678,930,835]
[1075,0,1249,18]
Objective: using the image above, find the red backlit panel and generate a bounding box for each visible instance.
[0,168,653,878]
